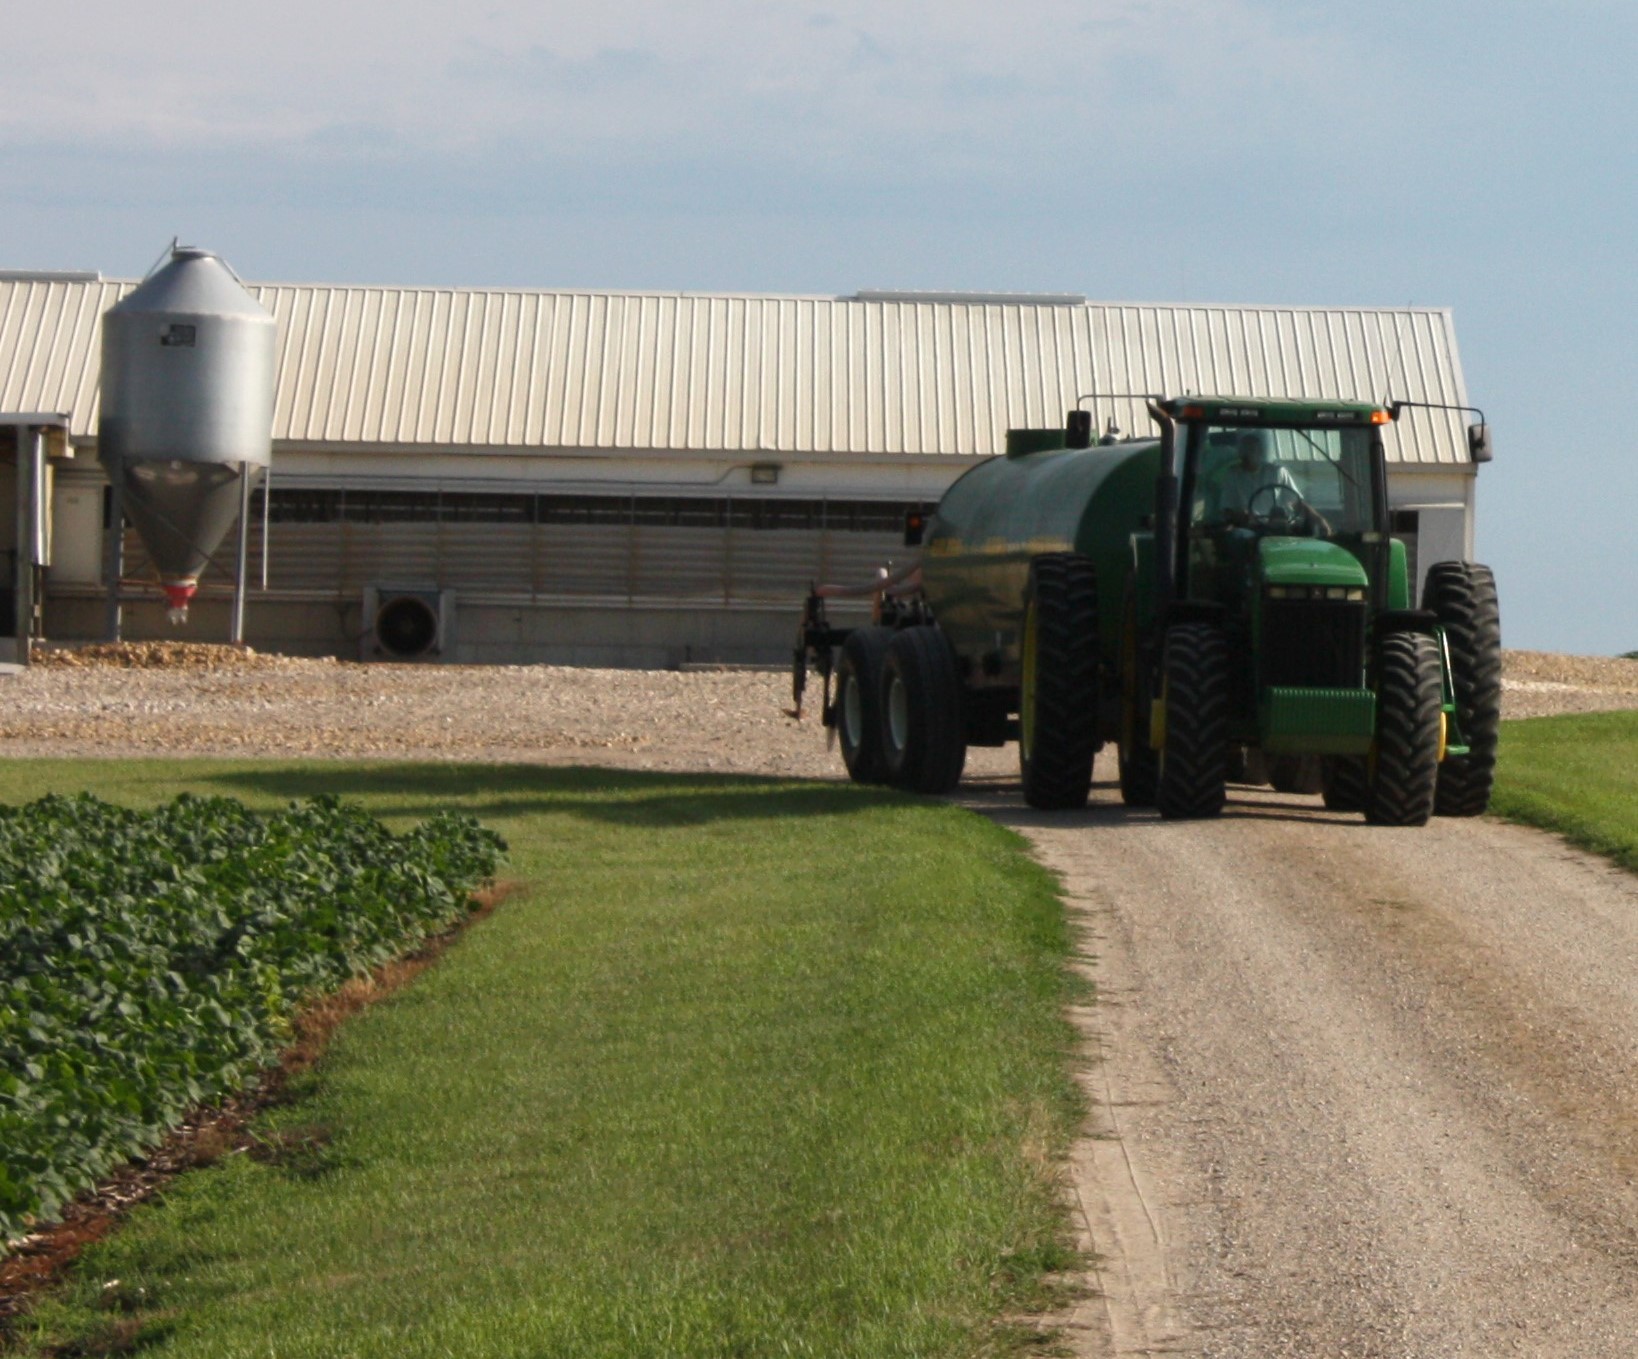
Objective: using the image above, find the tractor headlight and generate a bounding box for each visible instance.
[1266,584,1367,602]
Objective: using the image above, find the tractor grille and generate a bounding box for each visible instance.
[1262,598,1367,688]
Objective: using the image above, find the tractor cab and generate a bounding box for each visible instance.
[1153,399,1401,720]
[1169,397,1394,621]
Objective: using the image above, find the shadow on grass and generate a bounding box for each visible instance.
[195,763,912,829]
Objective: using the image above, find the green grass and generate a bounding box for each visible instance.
[1,760,1083,1359]
[1493,711,1638,870]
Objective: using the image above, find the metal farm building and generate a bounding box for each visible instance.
[0,275,1483,665]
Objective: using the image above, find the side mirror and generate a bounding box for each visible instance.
[1467,422,1493,463]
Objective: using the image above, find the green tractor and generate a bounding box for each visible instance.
[794,395,1500,825]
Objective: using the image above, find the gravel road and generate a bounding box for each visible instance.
[979,784,1638,1357]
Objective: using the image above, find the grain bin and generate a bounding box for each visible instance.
[99,246,275,624]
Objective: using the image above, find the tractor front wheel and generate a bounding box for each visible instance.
[1321,756,1368,812]
[1156,621,1230,820]
[1366,632,1442,827]
[1269,754,1324,795]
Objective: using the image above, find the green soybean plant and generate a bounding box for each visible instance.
[0,793,504,1242]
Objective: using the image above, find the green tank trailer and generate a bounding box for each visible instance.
[793,395,1500,825]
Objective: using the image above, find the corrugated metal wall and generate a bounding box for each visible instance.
[204,292,1482,468]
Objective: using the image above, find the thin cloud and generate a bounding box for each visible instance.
[2,0,1341,156]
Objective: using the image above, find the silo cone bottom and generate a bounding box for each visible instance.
[162,581,198,626]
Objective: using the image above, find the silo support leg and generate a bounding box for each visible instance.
[102,476,124,643]
[230,462,251,646]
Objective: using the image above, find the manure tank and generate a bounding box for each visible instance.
[99,246,275,623]
[920,429,1161,685]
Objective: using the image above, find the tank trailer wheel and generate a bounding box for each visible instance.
[834,626,894,784]
[1423,562,1502,817]
[1117,586,1159,808]
[1366,632,1442,827]
[1019,554,1100,810]
[1268,754,1324,795]
[1156,622,1231,820]
[879,625,968,795]
[1321,757,1368,812]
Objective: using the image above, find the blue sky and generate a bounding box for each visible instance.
[4,1,1634,652]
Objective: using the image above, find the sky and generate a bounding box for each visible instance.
[3,0,1635,653]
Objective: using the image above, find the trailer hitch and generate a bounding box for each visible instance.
[788,590,845,723]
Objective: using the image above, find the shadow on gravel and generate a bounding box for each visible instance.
[964,779,1363,832]
[200,762,906,830]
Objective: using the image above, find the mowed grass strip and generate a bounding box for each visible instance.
[2,761,1083,1359]
[1494,711,1638,870]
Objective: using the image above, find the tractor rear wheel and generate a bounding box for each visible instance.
[1321,757,1368,812]
[1423,562,1502,816]
[880,625,968,794]
[1269,754,1324,795]
[1117,584,1159,807]
[1019,554,1100,810]
[835,626,894,784]
[1366,632,1442,826]
[1156,621,1230,819]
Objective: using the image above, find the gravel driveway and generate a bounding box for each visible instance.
[993,788,1638,1357]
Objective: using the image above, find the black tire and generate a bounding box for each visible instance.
[1117,585,1159,808]
[1155,622,1231,820]
[1321,757,1368,812]
[1366,632,1442,827]
[1422,562,1502,816]
[834,626,894,784]
[1018,554,1100,810]
[1268,754,1324,795]
[880,625,968,794]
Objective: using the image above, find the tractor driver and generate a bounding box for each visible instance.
[1211,432,1332,533]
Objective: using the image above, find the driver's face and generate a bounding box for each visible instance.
[1238,440,1262,470]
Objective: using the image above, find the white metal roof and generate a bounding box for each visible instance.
[0,276,1473,465]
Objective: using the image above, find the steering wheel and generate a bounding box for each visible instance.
[1246,482,1299,520]
[1245,482,1332,537]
